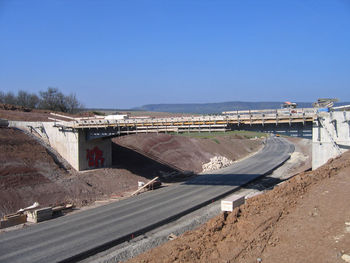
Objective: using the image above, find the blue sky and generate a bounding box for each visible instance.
[0,0,349,108]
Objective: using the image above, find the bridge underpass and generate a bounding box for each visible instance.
[8,108,315,171]
[9,106,349,172]
[0,137,295,263]
[230,122,313,139]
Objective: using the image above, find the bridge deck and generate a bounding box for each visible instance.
[53,108,315,131]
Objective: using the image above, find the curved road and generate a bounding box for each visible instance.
[0,137,294,263]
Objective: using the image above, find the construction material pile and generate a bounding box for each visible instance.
[0,203,74,229]
[202,156,233,172]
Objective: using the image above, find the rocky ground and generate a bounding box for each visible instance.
[128,149,350,263]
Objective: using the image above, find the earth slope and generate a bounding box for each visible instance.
[128,151,350,263]
[0,127,261,217]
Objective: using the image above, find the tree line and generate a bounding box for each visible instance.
[0,88,84,113]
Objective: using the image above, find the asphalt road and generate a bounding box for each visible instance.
[0,137,294,263]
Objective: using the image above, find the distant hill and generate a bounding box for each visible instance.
[134,101,350,114]
[134,101,313,114]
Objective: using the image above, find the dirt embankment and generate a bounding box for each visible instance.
[114,133,261,174]
[0,127,165,217]
[0,104,52,122]
[0,103,189,122]
[0,103,97,122]
[0,127,261,217]
[128,151,350,263]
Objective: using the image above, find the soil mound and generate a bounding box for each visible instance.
[0,103,95,122]
[0,103,52,122]
[113,133,261,173]
[0,127,151,217]
[0,103,32,112]
[129,151,350,263]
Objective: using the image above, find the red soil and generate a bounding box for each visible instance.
[128,151,350,263]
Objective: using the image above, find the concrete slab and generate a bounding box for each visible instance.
[221,194,245,212]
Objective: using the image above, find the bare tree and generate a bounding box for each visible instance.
[64,93,84,113]
[27,93,40,108]
[0,88,83,112]
[3,92,17,105]
[39,87,65,111]
[17,90,39,108]
[0,91,4,103]
[39,87,83,113]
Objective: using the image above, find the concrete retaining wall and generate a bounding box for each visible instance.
[42,122,80,170]
[9,121,111,171]
[312,111,350,169]
[8,121,49,143]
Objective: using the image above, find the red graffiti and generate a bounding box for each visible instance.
[86,146,105,168]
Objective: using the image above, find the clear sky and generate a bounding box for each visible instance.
[0,0,349,108]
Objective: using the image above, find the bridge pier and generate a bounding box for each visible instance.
[41,123,112,171]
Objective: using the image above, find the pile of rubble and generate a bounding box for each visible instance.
[202,156,234,172]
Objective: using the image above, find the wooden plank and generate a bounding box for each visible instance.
[50,112,76,120]
[0,214,27,229]
[131,177,159,196]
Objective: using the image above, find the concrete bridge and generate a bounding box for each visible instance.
[7,107,350,171]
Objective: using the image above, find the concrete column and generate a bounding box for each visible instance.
[42,123,111,171]
[42,122,80,170]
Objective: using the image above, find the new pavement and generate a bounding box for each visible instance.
[0,137,294,263]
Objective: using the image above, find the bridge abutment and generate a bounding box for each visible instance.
[43,124,111,171]
[7,109,322,172]
[312,111,350,169]
[8,121,112,171]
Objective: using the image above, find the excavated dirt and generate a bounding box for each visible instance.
[0,127,150,217]
[113,134,260,174]
[0,103,189,122]
[128,151,350,263]
[0,103,97,122]
[0,106,52,122]
[0,125,261,217]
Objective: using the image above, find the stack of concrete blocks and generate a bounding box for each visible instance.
[26,207,53,223]
[221,194,245,212]
[312,111,350,169]
[0,214,27,229]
